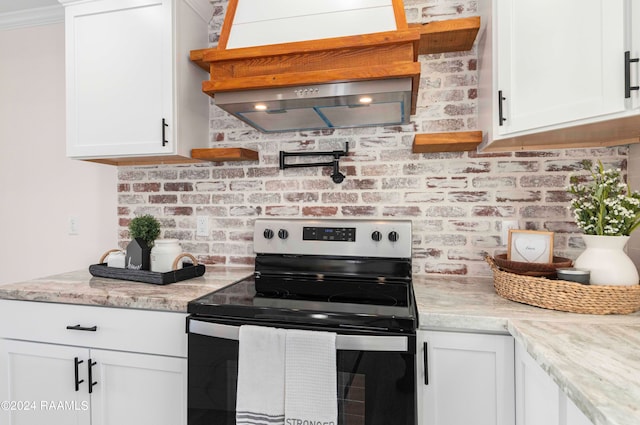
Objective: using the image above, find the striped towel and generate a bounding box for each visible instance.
[285,329,338,425]
[236,325,286,425]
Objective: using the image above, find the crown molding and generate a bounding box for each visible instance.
[0,5,64,30]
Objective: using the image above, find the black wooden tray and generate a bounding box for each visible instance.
[89,263,206,285]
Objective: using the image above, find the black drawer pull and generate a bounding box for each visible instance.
[498,90,507,126]
[423,341,429,386]
[162,118,169,146]
[66,324,97,332]
[88,359,98,394]
[74,357,84,392]
[625,51,639,98]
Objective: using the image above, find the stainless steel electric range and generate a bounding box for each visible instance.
[186,218,418,425]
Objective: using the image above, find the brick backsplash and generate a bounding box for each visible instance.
[116,0,630,276]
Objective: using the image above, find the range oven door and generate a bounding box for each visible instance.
[187,317,416,425]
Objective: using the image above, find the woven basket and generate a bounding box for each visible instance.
[486,256,640,315]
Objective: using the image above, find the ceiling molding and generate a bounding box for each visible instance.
[0,5,63,30]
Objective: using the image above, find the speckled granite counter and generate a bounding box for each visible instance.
[0,266,253,311]
[0,270,638,425]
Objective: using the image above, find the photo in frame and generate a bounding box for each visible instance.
[507,230,554,263]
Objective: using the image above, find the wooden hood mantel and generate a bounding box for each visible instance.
[190,6,480,118]
[191,27,423,114]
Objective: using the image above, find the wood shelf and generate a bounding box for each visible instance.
[191,17,482,70]
[191,148,259,162]
[85,155,203,166]
[413,131,483,153]
[411,16,481,55]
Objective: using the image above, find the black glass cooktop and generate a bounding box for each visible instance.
[188,275,418,334]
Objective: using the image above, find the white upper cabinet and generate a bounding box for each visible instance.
[478,0,640,151]
[495,0,625,134]
[631,0,640,110]
[61,0,211,165]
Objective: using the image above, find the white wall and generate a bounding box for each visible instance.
[0,22,117,284]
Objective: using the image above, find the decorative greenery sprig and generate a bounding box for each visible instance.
[128,214,161,247]
[567,160,640,236]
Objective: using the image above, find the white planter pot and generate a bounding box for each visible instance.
[574,235,639,286]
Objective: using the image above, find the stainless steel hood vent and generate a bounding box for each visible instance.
[214,78,413,133]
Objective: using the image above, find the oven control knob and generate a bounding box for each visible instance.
[263,229,274,239]
[278,229,289,240]
[388,231,399,242]
[371,231,382,242]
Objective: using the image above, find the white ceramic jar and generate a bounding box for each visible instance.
[106,250,126,268]
[150,239,182,273]
[574,235,639,285]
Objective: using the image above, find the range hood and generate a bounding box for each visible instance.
[189,0,480,134]
[189,0,423,134]
[214,78,413,133]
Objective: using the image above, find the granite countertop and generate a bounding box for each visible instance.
[0,266,254,312]
[0,269,638,425]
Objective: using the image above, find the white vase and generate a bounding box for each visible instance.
[574,235,639,286]
[150,239,182,273]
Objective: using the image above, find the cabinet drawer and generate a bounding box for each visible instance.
[0,300,186,357]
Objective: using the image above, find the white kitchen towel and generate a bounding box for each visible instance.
[236,325,286,425]
[285,329,338,425]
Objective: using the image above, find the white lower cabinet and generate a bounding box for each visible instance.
[90,349,186,425]
[515,342,593,425]
[0,300,187,425]
[0,339,90,425]
[418,330,515,425]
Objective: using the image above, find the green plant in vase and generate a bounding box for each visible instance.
[567,160,640,285]
[128,214,161,247]
[568,160,640,236]
[126,215,161,270]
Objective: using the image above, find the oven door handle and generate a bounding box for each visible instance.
[188,319,410,352]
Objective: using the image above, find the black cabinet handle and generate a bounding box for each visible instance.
[66,324,97,332]
[88,359,98,394]
[498,90,507,126]
[625,51,639,98]
[162,118,169,146]
[74,357,84,392]
[423,342,429,385]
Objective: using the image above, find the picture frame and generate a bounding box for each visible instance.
[507,230,554,263]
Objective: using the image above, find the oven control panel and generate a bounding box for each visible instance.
[254,218,412,258]
[302,226,356,242]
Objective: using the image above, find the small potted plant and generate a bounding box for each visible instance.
[126,214,161,271]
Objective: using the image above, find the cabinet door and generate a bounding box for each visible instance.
[496,0,626,135]
[90,349,187,425]
[514,342,561,425]
[65,0,173,158]
[418,331,515,425]
[0,339,91,425]
[515,343,593,425]
[564,398,594,425]
[630,0,640,109]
